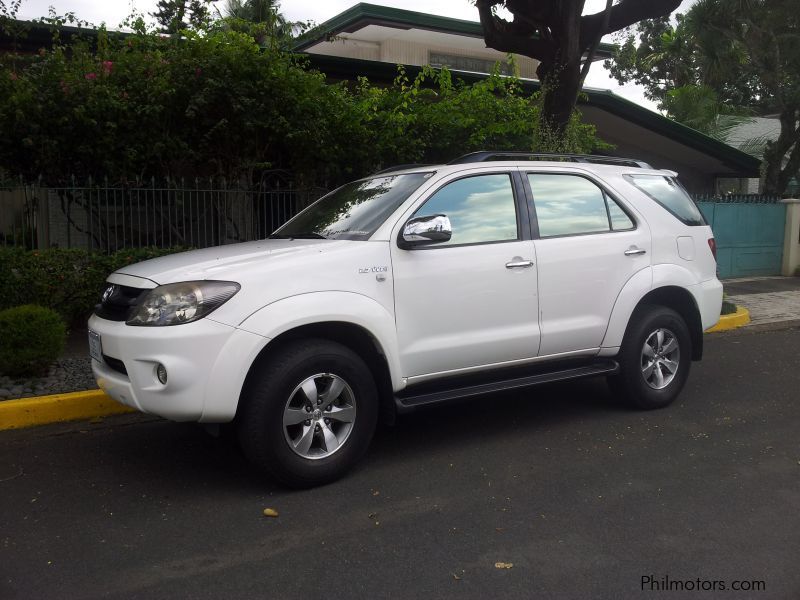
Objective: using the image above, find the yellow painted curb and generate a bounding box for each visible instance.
[0,389,135,431]
[705,306,751,333]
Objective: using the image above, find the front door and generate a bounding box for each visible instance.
[391,171,540,379]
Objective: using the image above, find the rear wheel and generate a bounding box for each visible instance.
[238,339,378,488]
[608,305,692,410]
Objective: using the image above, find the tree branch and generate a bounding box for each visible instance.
[579,0,681,48]
[579,0,612,87]
[476,0,554,62]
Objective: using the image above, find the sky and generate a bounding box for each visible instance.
[12,0,697,112]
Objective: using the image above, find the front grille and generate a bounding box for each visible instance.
[94,284,148,322]
[102,354,128,376]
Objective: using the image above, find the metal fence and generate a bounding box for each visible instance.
[692,193,783,204]
[1,183,785,253]
[0,178,326,252]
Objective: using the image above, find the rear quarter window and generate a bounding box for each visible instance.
[624,174,706,226]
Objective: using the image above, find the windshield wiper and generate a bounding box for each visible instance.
[269,232,327,240]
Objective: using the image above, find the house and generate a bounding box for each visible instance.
[296,3,760,194]
[293,3,556,80]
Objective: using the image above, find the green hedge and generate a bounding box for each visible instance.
[0,247,185,327]
[0,304,66,377]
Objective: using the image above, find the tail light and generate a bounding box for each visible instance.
[708,238,717,261]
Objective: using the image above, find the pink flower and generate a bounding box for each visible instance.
[194,67,202,78]
[101,61,113,75]
[85,72,97,80]
[9,72,17,80]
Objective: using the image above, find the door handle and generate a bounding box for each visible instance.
[624,248,647,256]
[505,259,534,269]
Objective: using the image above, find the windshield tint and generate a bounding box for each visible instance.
[274,173,433,240]
[625,174,706,226]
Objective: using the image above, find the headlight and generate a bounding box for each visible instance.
[126,281,240,326]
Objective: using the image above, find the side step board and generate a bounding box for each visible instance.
[395,360,619,412]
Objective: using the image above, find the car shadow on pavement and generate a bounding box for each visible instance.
[91,375,624,491]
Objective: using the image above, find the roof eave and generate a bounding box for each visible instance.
[293,3,613,59]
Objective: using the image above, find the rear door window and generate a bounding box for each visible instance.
[527,173,635,237]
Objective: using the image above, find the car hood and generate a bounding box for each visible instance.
[115,239,340,285]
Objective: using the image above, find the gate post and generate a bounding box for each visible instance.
[780,199,800,276]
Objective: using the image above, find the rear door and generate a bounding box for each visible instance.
[526,171,651,356]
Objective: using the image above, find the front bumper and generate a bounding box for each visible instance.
[88,314,267,422]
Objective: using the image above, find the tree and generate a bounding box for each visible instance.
[221,0,306,49]
[0,23,606,189]
[475,0,681,136]
[224,0,281,24]
[608,0,800,195]
[152,0,210,34]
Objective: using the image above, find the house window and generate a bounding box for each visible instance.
[429,52,513,76]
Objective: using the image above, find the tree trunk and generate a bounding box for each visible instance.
[537,60,581,135]
[761,106,800,196]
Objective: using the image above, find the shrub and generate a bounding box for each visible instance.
[721,299,738,315]
[0,247,185,327]
[0,304,66,377]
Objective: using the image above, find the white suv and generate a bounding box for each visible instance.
[88,152,722,487]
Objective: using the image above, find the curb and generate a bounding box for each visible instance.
[0,389,135,431]
[705,306,751,333]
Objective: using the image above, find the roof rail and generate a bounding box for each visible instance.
[448,151,652,169]
[373,163,433,175]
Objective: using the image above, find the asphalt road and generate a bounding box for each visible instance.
[2,326,799,600]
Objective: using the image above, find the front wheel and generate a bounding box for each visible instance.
[238,339,378,488]
[608,305,692,410]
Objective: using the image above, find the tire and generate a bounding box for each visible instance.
[237,339,378,488]
[608,305,692,410]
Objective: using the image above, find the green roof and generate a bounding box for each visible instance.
[0,19,128,54]
[294,3,614,58]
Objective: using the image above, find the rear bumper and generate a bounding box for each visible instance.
[88,315,266,422]
[690,278,724,331]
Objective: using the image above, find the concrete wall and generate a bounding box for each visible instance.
[0,188,26,235]
[781,199,800,276]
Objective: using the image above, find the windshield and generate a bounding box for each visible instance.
[273,172,434,240]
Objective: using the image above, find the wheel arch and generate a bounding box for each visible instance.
[603,265,704,361]
[629,286,704,361]
[238,321,397,425]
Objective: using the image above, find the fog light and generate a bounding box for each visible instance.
[156,363,168,385]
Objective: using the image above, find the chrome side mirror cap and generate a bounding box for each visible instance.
[400,214,452,248]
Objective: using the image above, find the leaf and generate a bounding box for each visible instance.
[262,508,278,518]
[495,562,514,569]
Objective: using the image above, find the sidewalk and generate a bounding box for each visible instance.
[723,275,800,326]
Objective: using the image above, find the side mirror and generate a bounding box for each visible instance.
[399,214,452,249]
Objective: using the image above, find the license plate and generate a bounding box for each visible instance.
[88,330,103,362]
